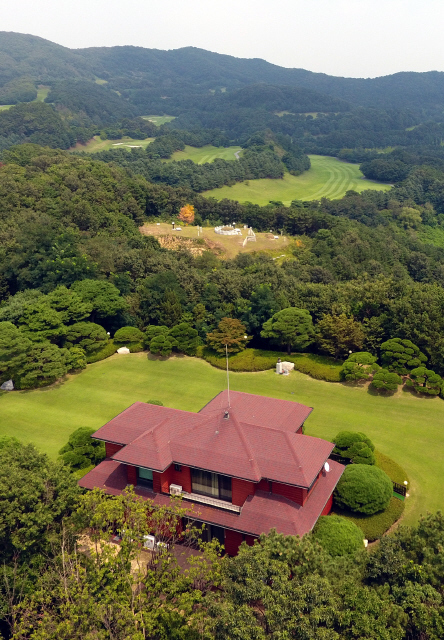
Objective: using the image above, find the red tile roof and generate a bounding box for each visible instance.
[92,392,330,488]
[200,390,313,430]
[79,459,344,538]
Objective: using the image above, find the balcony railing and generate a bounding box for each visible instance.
[181,491,241,513]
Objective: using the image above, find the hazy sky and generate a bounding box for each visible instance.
[4,0,444,78]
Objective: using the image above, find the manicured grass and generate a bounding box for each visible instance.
[140,222,293,259]
[0,105,12,111]
[36,85,50,102]
[168,145,243,164]
[141,115,176,126]
[70,135,154,153]
[1,354,443,526]
[203,155,392,206]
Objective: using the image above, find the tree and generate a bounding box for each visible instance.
[261,307,314,355]
[45,285,92,324]
[332,431,375,465]
[407,367,443,396]
[113,326,144,351]
[312,515,363,556]
[341,351,379,381]
[178,203,195,224]
[64,322,108,354]
[169,322,200,355]
[66,346,87,371]
[159,290,184,327]
[316,313,364,359]
[144,324,169,348]
[16,342,69,389]
[207,317,251,354]
[0,321,31,383]
[17,300,67,344]
[12,487,221,640]
[380,338,427,375]
[334,464,393,515]
[71,280,128,322]
[149,333,176,357]
[59,427,105,470]
[0,439,79,562]
[371,369,402,393]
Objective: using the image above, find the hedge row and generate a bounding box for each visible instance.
[200,348,342,382]
[374,450,409,485]
[333,497,405,542]
[86,340,117,364]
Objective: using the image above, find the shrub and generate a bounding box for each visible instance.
[200,348,341,381]
[59,427,105,470]
[86,339,116,363]
[312,515,364,556]
[341,352,379,381]
[169,322,200,356]
[333,497,405,541]
[374,450,409,485]
[380,338,427,374]
[146,399,163,406]
[334,464,393,515]
[144,325,169,349]
[149,334,176,357]
[66,346,87,372]
[332,431,375,465]
[114,326,144,353]
[371,369,402,393]
[407,367,443,396]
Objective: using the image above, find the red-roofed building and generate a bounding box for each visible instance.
[79,390,344,555]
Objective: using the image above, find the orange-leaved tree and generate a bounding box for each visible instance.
[178,204,195,225]
[206,317,251,354]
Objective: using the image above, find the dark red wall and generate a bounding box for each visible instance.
[105,442,123,457]
[224,529,243,556]
[232,478,256,506]
[257,478,271,492]
[271,481,307,505]
[321,494,333,516]
[153,465,192,494]
[126,465,137,486]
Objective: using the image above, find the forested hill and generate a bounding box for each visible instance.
[3,32,444,111]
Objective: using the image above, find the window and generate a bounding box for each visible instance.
[174,464,182,472]
[137,467,153,489]
[191,468,232,502]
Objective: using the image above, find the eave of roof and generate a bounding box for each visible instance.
[78,459,344,538]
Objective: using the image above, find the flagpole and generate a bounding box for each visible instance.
[226,343,230,408]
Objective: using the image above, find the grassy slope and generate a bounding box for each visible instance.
[141,115,176,126]
[1,353,443,525]
[168,145,243,164]
[203,154,392,205]
[70,136,154,153]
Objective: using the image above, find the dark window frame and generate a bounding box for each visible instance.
[191,468,232,502]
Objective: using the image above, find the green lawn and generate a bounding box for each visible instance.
[141,115,176,126]
[0,104,12,111]
[1,353,443,526]
[36,85,50,102]
[203,154,392,205]
[70,135,154,153]
[168,145,243,164]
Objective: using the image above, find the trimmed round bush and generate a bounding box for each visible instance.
[334,464,393,515]
[332,431,375,464]
[114,326,144,344]
[312,515,364,556]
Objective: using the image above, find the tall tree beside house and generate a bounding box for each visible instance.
[261,307,314,355]
[207,317,251,354]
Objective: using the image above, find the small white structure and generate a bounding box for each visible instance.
[246,227,256,242]
[116,346,130,354]
[214,225,242,236]
[0,379,14,391]
[276,360,295,375]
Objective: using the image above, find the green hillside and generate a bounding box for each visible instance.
[203,155,391,205]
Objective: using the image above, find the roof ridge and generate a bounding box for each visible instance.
[283,430,307,484]
[228,411,261,479]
